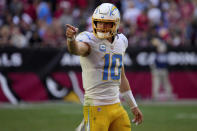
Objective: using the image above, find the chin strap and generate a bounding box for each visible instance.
[97,32,111,39]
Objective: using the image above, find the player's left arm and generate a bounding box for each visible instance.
[120,65,143,125]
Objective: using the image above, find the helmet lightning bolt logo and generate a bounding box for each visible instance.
[110,6,117,16]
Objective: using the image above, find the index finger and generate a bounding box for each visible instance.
[66,24,77,32]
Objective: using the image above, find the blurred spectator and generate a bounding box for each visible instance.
[37,1,52,25]
[147,4,162,26]
[42,25,56,47]
[3,10,14,26]
[23,0,37,21]
[186,17,197,47]
[151,38,175,101]
[123,1,141,26]
[150,0,160,6]
[52,19,66,47]
[53,1,65,19]
[41,19,66,47]
[0,25,12,47]
[37,19,48,39]
[136,8,149,32]
[57,0,76,9]
[11,26,28,48]
[9,0,23,16]
[58,1,73,26]
[194,1,197,18]
[165,1,180,28]
[147,25,159,42]
[29,30,43,47]
[0,0,6,15]
[157,21,171,43]
[0,0,196,48]
[179,0,194,23]
[76,0,88,9]
[20,13,33,40]
[133,0,150,11]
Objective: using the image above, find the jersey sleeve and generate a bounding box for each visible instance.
[76,31,93,45]
[120,34,128,51]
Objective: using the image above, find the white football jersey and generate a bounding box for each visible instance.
[76,31,128,106]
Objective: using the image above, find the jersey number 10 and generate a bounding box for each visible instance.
[102,54,122,81]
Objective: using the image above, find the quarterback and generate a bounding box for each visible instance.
[66,3,143,131]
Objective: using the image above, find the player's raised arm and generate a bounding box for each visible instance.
[120,65,143,125]
[66,24,90,56]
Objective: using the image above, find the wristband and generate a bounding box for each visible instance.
[67,36,75,42]
[121,90,138,109]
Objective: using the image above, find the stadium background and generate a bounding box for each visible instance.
[0,0,197,131]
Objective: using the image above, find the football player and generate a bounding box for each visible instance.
[66,3,143,131]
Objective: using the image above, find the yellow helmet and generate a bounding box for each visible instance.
[92,3,120,39]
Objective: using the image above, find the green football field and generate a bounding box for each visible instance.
[0,101,197,131]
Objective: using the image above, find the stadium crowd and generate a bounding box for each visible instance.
[0,0,197,48]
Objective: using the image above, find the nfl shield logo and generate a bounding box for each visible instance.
[99,44,106,52]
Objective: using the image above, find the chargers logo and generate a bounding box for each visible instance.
[99,44,106,52]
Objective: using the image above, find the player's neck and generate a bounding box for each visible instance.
[107,36,114,44]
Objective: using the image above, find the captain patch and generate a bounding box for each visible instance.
[99,44,106,52]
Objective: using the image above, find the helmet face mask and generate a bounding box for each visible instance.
[92,3,120,39]
[92,20,116,39]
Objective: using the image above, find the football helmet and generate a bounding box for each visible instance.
[92,3,120,39]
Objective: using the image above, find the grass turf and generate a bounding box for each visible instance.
[0,102,197,131]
